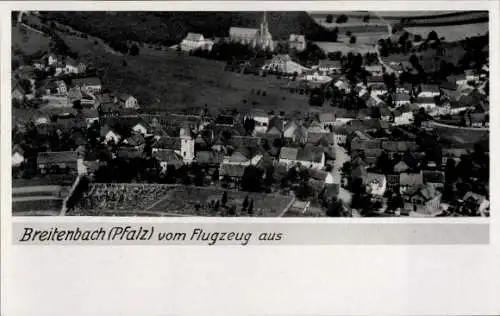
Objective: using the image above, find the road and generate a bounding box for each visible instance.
[332,140,352,205]
[371,11,397,75]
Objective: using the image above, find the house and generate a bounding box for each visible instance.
[153,150,184,171]
[266,116,284,136]
[247,109,270,133]
[441,148,469,165]
[289,34,306,52]
[48,53,58,66]
[219,163,247,185]
[366,94,386,107]
[393,160,411,173]
[319,112,336,129]
[399,172,423,195]
[381,141,418,157]
[56,80,67,95]
[11,83,26,102]
[414,97,436,110]
[12,145,25,167]
[279,145,325,170]
[418,84,440,98]
[117,94,139,109]
[195,151,224,166]
[80,108,99,127]
[78,62,87,73]
[131,120,148,135]
[365,64,384,76]
[403,184,442,215]
[100,125,121,144]
[393,104,415,125]
[365,173,387,197]
[73,77,102,94]
[465,69,480,83]
[99,102,123,117]
[283,120,299,140]
[394,92,411,106]
[36,151,81,174]
[422,170,445,186]
[68,87,83,103]
[310,169,334,184]
[180,32,214,52]
[152,128,195,164]
[123,133,146,149]
[318,60,342,74]
[64,57,79,74]
[462,191,489,215]
[332,126,348,144]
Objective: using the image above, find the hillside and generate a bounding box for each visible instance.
[40,11,338,47]
[12,24,51,63]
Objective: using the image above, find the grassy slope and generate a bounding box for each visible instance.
[12,24,51,60]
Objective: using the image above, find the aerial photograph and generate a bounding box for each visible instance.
[11,10,489,217]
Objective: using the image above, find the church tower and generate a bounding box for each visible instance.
[257,11,274,51]
[180,126,195,164]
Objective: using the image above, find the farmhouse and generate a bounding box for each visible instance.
[180,32,214,52]
[318,60,342,74]
[73,77,102,94]
[279,145,325,170]
[36,151,81,175]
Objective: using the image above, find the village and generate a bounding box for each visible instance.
[11,11,490,217]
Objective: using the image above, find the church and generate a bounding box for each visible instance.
[229,12,274,51]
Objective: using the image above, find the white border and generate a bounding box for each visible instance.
[2,2,499,315]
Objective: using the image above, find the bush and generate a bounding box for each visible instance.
[350,36,357,44]
[336,15,348,24]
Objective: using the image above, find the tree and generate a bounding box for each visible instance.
[346,30,352,37]
[427,30,439,42]
[325,14,333,24]
[243,196,249,209]
[241,165,264,192]
[221,191,228,206]
[243,118,256,135]
[350,36,357,44]
[129,43,140,56]
[248,199,254,215]
[326,198,344,217]
[336,14,348,24]
[363,15,370,23]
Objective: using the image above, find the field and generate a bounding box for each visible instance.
[405,22,488,42]
[314,41,377,54]
[72,183,295,217]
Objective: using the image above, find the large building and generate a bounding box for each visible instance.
[179,33,214,52]
[229,12,274,51]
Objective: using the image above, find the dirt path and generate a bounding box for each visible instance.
[371,11,397,75]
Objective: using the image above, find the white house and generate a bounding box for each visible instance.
[393,105,414,126]
[132,122,148,135]
[283,120,299,139]
[318,60,342,74]
[12,145,24,167]
[418,84,440,98]
[56,80,67,95]
[48,54,58,66]
[64,58,79,74]
[118,94,139,109]
[180,33,214,52]
[465,70,480,83]
[319,113,336,129]
[394,92,411,106]
[279,146,325,170]
[73,77,102,94]
[365,173,387,197]
[332,126,348,144]
[289,34,306,52]
[247,109,270,133]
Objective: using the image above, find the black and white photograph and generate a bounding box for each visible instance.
[11,10,490,218]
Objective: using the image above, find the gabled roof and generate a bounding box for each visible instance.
[400,173,423,186]
[196,151,223,165]
[153,150,184,165]
[297,145,324,163]
[319,112,335,122]
[289,34,305,42]
[124,133,145,147]
[184,32,204,42]
[73,77,101,87]
[279,147,299,161]
[365,173,385,184]
[422,170,445,184]
[37,151,78,165]
[219,163,246,178]
[153,137,181,150]
[229,27,258,38]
